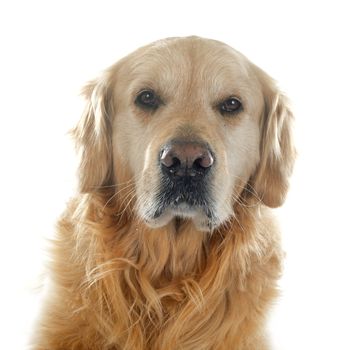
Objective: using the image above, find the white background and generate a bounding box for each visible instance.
[1,0,350,349]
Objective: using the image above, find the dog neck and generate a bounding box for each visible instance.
[74,190,264,285]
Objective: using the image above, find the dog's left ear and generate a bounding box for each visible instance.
[72,70,116,193]
[251,68,296,208]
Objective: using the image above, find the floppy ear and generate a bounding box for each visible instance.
[251,71,296,208]
[72,72,115,193]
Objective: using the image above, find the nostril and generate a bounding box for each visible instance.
[167,157,181,173]
[194,151,214,170]
[193,157,205,170]
[160,148,182,171]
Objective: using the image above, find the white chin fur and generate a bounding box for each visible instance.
[143,206,219,232]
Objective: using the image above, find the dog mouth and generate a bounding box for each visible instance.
[155,173,211,211]
[153,192,213,219]
[144,176,217,231]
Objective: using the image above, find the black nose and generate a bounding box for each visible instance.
[160,140,214,178]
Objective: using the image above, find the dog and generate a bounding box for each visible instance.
[32,36,295,349]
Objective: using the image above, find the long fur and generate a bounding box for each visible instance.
[32,37,295,350]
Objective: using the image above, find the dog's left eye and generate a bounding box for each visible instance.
[219,97,242,115]
[135,90,160,110]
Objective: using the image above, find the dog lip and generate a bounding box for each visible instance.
[153,206,165,219]
[152,201,196,219]
[152,200,213,219]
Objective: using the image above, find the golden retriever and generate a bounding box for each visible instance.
[32,36,295,350]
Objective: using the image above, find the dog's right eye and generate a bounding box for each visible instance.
[135,90,160,110]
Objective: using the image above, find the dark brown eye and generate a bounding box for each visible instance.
[135,90,160,110]
[219,97,242,115]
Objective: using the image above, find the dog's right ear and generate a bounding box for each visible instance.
[72,71,115,193]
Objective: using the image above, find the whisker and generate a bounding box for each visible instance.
[116,192,138,222]
[101,181,137,212]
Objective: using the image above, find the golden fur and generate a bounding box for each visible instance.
[32,37,295,349]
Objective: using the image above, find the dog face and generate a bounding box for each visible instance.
[74,37,295,232]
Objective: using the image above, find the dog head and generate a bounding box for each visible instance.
[73,37,295,232]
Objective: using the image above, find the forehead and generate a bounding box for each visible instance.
[118,38,262,103]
